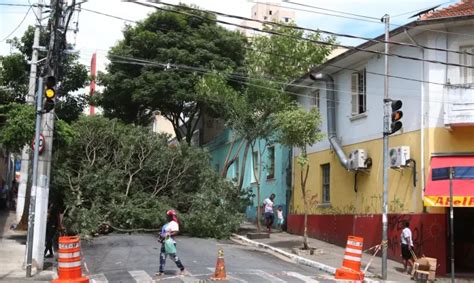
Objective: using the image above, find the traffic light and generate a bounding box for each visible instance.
[43,76,56,113]
[389,99,403,135]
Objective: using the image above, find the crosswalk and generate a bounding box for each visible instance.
[88,269,337,283]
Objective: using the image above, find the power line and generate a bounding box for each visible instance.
[81,7,137,23]
[0,3,31,7]
[105,54,463,106]
[134,1,474,69]
[262,1,474,38]
[392,1,453,18]
[274,0,380,20]
[162,1,474,56]
[73,8,452,89]
[0,7,31,42]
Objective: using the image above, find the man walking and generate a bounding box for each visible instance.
[400,221,414,273]
[263,194,275,233]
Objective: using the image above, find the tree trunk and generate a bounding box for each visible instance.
[16,153,33,230]
[221,138,244,178]
[303,196,309,249]
[256,184,261,232]
[301,149,310,249]
[238,141,250,190]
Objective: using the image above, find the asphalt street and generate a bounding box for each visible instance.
[81,233,337,283]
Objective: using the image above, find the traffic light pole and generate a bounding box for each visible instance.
[381,14,390,280]
[17,0,44,223]
[25,78,43,277]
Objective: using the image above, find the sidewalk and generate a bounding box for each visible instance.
[234,223,412,282]
[0,209,54,282]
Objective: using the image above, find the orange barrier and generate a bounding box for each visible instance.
[52,236,89,283]
[335,235,365,281]
[210,248,227,281]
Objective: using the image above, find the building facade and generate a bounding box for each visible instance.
[206,129,291,224]
[240,2,296,37]
[287,2,474,275]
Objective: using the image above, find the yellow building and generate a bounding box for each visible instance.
[287,3,474,275]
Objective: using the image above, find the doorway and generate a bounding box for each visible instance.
[453,207,474,274]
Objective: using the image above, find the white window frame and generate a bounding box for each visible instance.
[460,45,474,84]
[313,89,320,109]
[351,69,367,116]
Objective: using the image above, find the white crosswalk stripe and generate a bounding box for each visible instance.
[129,270,153,283]
[285,271,320,283]
[252,270,286,282]
[89,273,109,283]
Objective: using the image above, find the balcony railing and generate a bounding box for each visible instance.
[444,84,474,127]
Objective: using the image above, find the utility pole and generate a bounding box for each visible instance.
[25,78,44,277]
[17,0,44,223]
[381,14,390,281]
[449,167,455,283]
[30,0,64,270]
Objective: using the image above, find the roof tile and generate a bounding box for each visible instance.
[420,0,474,20]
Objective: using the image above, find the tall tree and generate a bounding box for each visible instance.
[198,23,333,231]
[97,5,246,144]
[275,107,323,249]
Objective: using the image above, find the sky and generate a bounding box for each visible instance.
[1,0,456,72]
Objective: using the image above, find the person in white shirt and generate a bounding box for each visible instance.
[276,206,284,231]
[400,221,414,273]
[263,194,275,233]
[156,210,186,276]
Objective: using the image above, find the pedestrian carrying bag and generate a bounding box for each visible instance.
[164,237,176,254]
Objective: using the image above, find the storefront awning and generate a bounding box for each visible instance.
[424,156,474,207]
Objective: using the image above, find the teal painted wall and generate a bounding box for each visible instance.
[206,129,290,225]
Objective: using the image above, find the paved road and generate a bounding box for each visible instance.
[81,233,337,283]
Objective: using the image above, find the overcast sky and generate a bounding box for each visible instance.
[1,0,454,71]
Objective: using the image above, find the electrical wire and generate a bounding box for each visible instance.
[103,53,469,106]
[157,1,474,56]
[81,7,137,23]
[133,1,474,69]
[259,1,474,38]
[273,0,380,20]
[0,3,31,7]
[0,7,31,42]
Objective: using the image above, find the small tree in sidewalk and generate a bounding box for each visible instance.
[275,107,322,249]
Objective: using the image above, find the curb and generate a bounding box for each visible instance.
[231,234,381,283]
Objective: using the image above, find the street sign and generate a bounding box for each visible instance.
[31,134,45,154]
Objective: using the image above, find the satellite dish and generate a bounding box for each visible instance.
[410,5,440,18]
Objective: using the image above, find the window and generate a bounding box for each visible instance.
[460,46,474,84]
[215,163,220,172]
[269,10,272,15]
[251,150,259,182]
[267,146,275,179]
[322,164,330,203]
[312,89,320,109]
[284,17,289,23]
[351,69,366,115]
[264,16,268,20]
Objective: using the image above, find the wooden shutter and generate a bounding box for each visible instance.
[351,72,359,115]
[461,46,474,84]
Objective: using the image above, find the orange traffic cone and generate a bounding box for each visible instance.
[210,248,227,281]
[335,235,365,281]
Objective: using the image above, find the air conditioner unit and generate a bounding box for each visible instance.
[348,149,367,170]
[389,146,410,168]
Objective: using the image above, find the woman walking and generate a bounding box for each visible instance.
[156,210,187,276]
